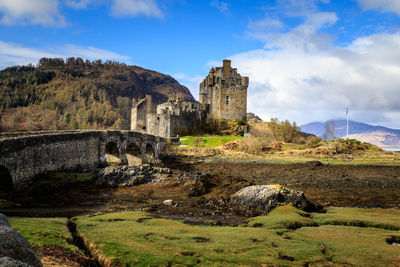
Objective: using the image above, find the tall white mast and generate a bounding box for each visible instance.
[346,107,349,139]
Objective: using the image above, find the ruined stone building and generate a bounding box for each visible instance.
[131,60,248,137]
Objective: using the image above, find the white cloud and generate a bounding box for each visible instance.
[0,41,130,69]
[173,73,203,101]
[225,12,400,128]
[210,0,229,15]
[269,0,331,17]
[110,0,163,18]
[358,0,400,15]
[0,0,66,26]
[65,0,101,9]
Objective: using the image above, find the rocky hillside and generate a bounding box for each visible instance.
[0,58,194,131]
[301,120,400,147]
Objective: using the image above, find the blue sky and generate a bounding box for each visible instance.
[1,0,400,128]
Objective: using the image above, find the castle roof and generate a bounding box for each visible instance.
[209,67,215,73]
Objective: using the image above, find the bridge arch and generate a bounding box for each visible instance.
[0,165,13,194]
[126,142,142,166]
[105,141,121,165]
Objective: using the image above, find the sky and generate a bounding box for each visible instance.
[1,0,400,128]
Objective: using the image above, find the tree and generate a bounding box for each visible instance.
[323,120,340,152]
[268,118,300,143]
[323,120,336,140]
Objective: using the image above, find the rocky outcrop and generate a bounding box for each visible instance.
[230,184,314,212]
[94,165,171,187]
[0,214,42,267]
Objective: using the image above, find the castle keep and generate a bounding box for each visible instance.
[200,59,248,121]
[131,60,248,137]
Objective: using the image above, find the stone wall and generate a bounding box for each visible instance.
[131,95,208,138]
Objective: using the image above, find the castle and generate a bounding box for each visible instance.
[130,59,248,137]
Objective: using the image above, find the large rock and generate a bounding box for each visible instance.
[95,165,171,187]
[0,214,42,267]
[0,256,31,267]
[230,184,314,212]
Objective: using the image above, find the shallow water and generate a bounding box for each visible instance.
[382,147,400,152]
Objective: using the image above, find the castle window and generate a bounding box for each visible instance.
[226,96,229,105]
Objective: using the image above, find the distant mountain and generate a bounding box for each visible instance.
[300,120,400,147]
[0,58,195,131]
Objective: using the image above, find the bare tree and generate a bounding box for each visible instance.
[323,120,340,153]
[324,120,336,140]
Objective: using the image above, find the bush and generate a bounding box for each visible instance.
[273,142,282,151]
[306,136,321,148]
[223,141,238,150]
[293,135,306,144]
[249,122,275,140]
[236,137,270,155]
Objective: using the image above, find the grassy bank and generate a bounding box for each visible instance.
[69,205,400,266]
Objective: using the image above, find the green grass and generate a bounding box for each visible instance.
[72,206,400,266]
[9,217,78,252]
[314,207,400,230]
[248,204,317,229]
[180,135,242,147]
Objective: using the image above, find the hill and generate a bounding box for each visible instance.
[300,120,400,147]
[0,58,194,131]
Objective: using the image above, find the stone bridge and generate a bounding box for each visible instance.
[0,130,177,192]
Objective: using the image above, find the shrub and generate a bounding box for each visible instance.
[293,135,306,144]
[223,141,238,150]
[273,142,282,151]
[249,122,275,139]
[236,136,270,155]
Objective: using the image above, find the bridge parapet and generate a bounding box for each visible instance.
[0,130,170,192]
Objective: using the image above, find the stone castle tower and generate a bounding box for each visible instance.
[199,59,248,121]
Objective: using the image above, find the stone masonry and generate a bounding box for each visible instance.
[200,59,248,121]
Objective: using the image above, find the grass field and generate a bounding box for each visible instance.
[9,217,77,251]
[68,205,400,266]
